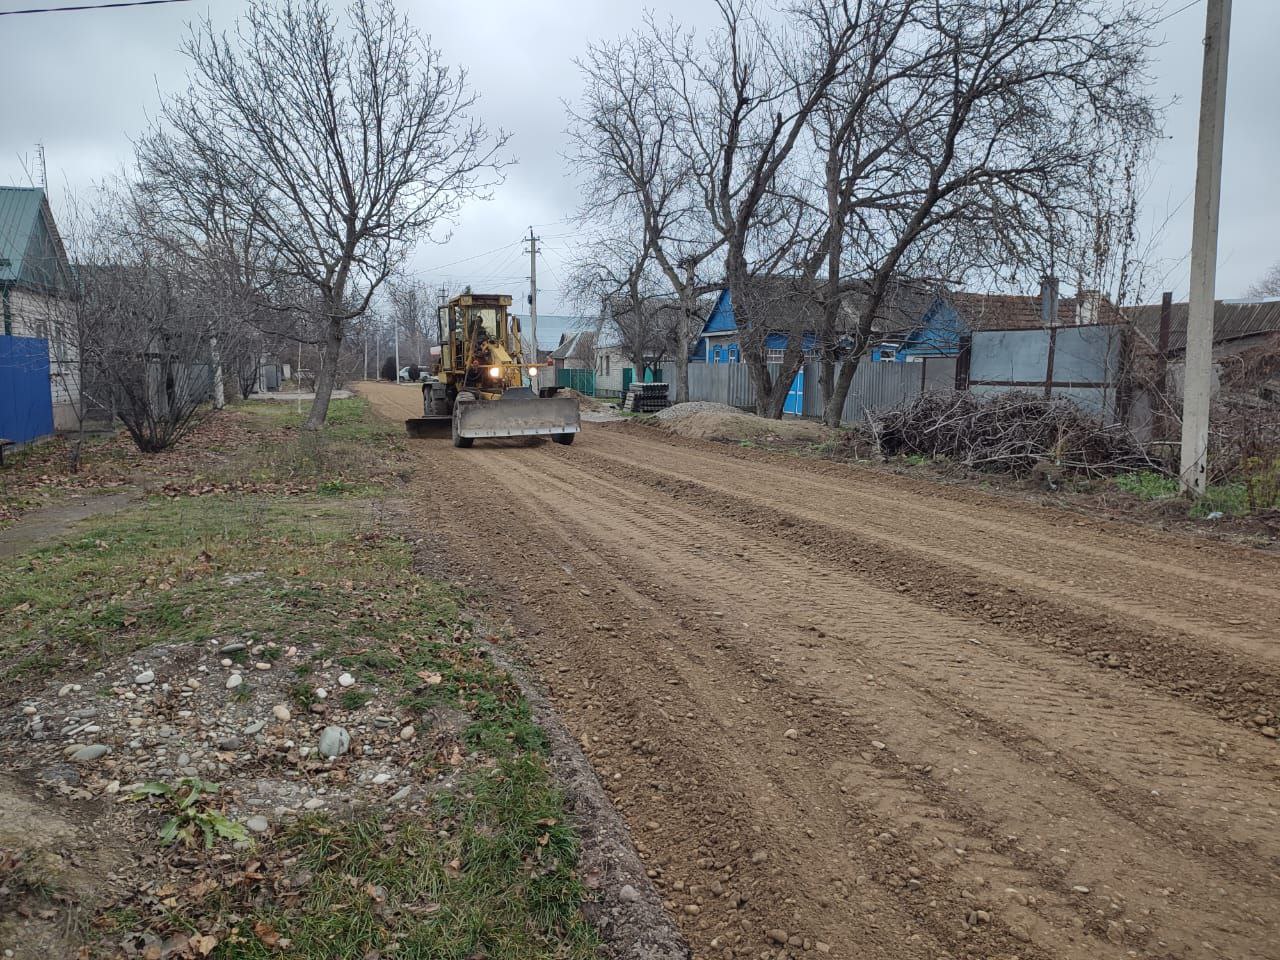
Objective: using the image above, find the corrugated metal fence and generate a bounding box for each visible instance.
[0,335,55,443]
[661,358,952,422]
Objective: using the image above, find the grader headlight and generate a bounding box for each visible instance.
[488,366,502,379]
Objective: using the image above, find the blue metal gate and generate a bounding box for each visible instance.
[784,368,804,415]
[0,336,55,443]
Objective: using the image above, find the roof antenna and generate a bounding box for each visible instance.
[35,143,47,189]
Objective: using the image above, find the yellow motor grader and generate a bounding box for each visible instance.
[405,292,580,447]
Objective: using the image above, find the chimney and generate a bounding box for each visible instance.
[1039,276,1060,326]
[1076,289,1101,326]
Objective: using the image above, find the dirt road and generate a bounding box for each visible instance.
[360,381,1280,960]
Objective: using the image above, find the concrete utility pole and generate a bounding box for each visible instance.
[1180,0,1232,495]
[393,316,400,383]
[210,335,226,409]
[527,227,539,362]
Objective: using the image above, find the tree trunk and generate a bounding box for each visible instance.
[210,335,226,410]
[822,352,861,426]
[818,358,835,410]
[303,312,343,430]
[674,278,697,403]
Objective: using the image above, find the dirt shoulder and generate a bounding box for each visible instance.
[648,413,1279,550]
[1,399,652,960]
[383,409,1280,960]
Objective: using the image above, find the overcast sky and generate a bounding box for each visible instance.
[2,0,1277,342]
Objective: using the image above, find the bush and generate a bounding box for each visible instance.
[379,356,397,381]
[1243,455,1280,512]
[407,363,420,382]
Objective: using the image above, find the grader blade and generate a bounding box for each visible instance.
[404,415,451,439]
[454,392,580,443]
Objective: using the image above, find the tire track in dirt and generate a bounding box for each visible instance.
[427,441,1277,960]
[565,432,1280,730]
[500,450,1280,866]
[605,423,1280,598]
[587,429,1280,655]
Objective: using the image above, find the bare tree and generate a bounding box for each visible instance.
[569,18,726,402]
[566,227,680,379]
[72,184,253,453]
[138,0,508,430]
[1248,261,1280,299]
[574,1,862,416]
[808,0,1156,425]
[384,273,438,367]
[574,0,1157,422]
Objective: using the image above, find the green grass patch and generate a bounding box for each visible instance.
[1113,470,1251,518]
[339,689,373,710]
[0,495,386,683]
[191,756,597,959]
[1113,470,1180,500]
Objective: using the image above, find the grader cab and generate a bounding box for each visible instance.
[405,292,580,447]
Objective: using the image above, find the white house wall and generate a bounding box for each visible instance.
[595,348,628,395]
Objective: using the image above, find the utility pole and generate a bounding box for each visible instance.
[1180,0,1232,495]
[527,227,539,362]
[210,335,226,410]
[363,324,369,381]
[393,312,400,383]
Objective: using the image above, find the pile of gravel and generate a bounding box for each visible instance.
[654,401,747,422]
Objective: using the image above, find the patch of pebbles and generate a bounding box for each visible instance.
[3,635,473,837]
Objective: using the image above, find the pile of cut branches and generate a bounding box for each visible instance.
[868,390,1156,477]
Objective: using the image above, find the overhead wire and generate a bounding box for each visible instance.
[1153,0,1200,27]
[0,0,190,15]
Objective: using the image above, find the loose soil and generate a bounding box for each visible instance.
[358,379,1280,960]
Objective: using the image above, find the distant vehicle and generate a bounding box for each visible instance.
[397,365,427,383]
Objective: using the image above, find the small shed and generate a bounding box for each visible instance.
[550,331,596,394]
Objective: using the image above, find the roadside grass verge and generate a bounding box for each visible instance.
[1,399,599,960]
[1112,470,1250,518]
[156,753,597,960]
[0,397,412,530]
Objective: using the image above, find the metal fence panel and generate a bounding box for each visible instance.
[922,357,957,392]
[668,359,930,420]
[0,335,55,443]
[968,324,1125,419]
[1052,324,1124,383]
[839,361,923,421]
[557,367,596,395]
[684,362,759,408]
[970,328,1052,384]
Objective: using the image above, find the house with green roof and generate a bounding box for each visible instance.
[0,186,79,429]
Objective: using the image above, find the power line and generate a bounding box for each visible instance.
[1154,0,1200,26]
[0,0,188,14]
[0,0,190,14]
[414,240,522,274]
